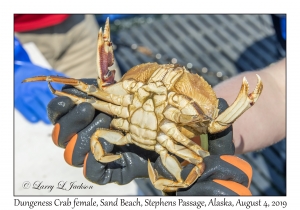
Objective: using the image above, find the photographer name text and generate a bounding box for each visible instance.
[22,181,93,192]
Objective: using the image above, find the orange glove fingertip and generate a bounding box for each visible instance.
[63,134,78,166]
[52,123,60,146]
[83,153,89,177]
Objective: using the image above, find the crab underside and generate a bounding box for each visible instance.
[23,18,263,193]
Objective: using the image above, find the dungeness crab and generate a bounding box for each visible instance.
[23,18,263,193]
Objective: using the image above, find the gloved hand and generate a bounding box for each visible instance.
[14,36,66,124]
[47,79,159,185]
[158,98,252,196]
[48,79,252,195]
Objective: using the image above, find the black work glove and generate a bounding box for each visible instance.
[156,98,252,196]
[48,79,159,185]
[48,79,252,194]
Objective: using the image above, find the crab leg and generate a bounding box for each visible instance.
[45,83,129,118]
[147,133,205,192]
[163,106,203,125]
[91,129,156,163]
[23,76,132,106]
[90,129,129,162]
[167,92,210,124]
[110,118,130,131]
[208,74,263,133]
[148,151,205,193]
[160,120,210,158]
[157,133,203,165]
[148,161,204,192]
[152,143,183,181]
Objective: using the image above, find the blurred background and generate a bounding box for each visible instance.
[14,14,286,196]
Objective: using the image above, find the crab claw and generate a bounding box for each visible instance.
[208,74,263,133]
[97,17,116,89]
